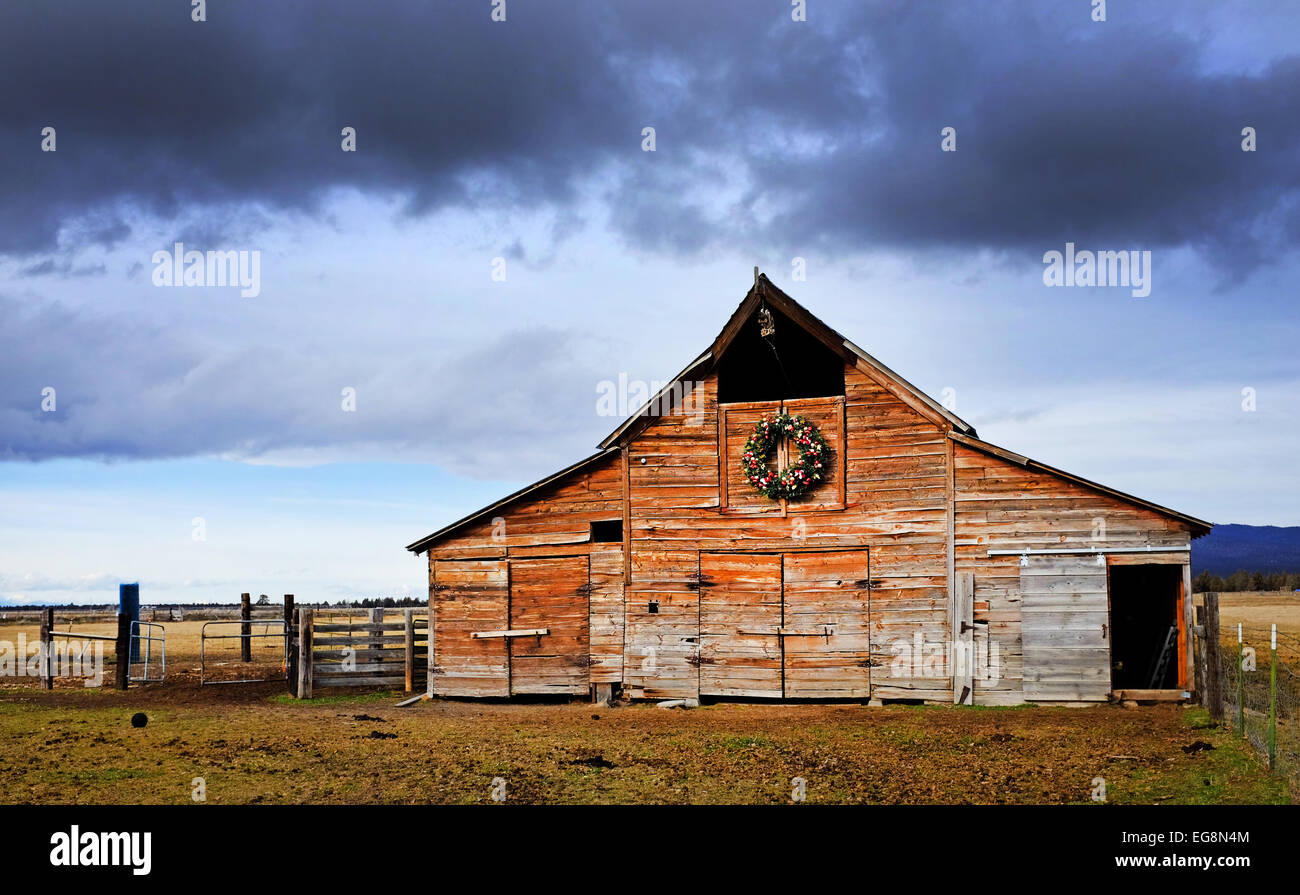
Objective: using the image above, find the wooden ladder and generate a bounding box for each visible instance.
[1145,625,1178,688]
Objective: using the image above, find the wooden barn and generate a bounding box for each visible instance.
[407,274,1211,706]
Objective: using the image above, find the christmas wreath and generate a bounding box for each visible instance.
[741,413,831,500]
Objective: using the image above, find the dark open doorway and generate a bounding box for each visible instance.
[717,306,845,403]
[1109,564,1184,690]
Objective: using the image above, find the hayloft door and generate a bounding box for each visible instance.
[781,550,871,698]
[508,556,591,696]
[699,552,784,697]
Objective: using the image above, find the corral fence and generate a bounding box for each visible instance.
[1194,593,1299,796]
[24,595,301,691]
[18,598,426,697]
[295,607,428,698]
[35,609,165,688]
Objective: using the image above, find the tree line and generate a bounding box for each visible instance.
[340,596,426,608]
[252,595,424,607]
[1193,570,1300,593]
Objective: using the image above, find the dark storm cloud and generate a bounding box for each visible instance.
[0,0,641,251]
[759,5,1300,272]
[3,1,1296,271]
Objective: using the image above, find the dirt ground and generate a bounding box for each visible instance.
[0,681,1286,804]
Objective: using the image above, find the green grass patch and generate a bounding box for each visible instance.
[268,689,401,706]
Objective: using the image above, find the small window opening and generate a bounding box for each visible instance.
[591,519,623,543]
[648,601,659,614]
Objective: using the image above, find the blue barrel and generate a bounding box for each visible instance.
[119,583,140,662]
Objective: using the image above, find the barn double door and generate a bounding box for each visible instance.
[699,550,871,699]
[431,556,590,697]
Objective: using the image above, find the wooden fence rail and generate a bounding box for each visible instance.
[39,609,130,690]
[295,608,429,699]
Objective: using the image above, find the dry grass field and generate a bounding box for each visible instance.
[1207,591,1300,662]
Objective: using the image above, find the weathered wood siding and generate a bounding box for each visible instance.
[421,359,1197,705]
[623,364,953,700]
[953,444,1193,704]
[426,455,624,696]
[623,589,699,698]
[426,456,624,559]
[587,547,625,684]
[430,559,509,697]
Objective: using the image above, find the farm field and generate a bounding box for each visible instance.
[0,685,1286,805]
[1209,591,1300,661]
[1194,591,1300,796]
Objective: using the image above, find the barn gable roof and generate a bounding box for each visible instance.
[406,274,1211,552]
[404,448,620,554]
[949,432,1212,536]
[596,273,976,449]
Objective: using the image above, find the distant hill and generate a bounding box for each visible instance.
[1193,524,1300,577]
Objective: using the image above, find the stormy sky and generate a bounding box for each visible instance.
[1,1,1297,604]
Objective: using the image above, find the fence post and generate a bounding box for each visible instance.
[1236,624,1244,737]
[284,594,296,692]
[1269,624,1277,771]
[1203,592,1223,721]
[404,609,415,693]
[1193,603,1205,698]
[240,593,252,662]
[114,612,130,690]
[297,608,313,699]
[120,583,141,662]
[368,607,384,657]
[40,607,54,690]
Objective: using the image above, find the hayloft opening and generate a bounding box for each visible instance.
[1109,564,1184,690]
[590,519,623,543]
[717,306,845,403]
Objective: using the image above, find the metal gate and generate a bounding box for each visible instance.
[200,619,289,685]
[129,621,166,683]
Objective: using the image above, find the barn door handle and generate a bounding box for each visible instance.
[471,628,549,639]
[1101,623,1108,640]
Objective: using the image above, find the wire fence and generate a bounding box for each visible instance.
[1217,624,1300,796]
